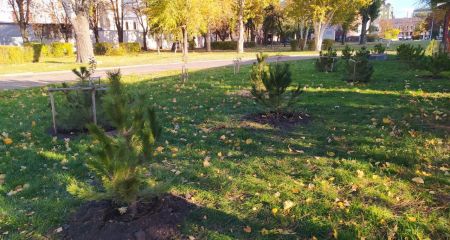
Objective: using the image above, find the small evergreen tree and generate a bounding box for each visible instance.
[315,47,338,72]
[341,45,354,61]
[250,52,302,113]
[423,52,450,78]
[68,70,163,210]
[372,43,386,54]
[344,47,374,83]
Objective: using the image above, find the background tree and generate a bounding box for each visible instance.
[200,0,224,51]
[109,0,125,43]
[306,0,369,51]
[147,0,206,59]
[237,0,245,53]
[48,0,72,42]
[285,0,312,49]
[359,0,381,44]
[89,0,106,44]
[61,0,95,63]
[130,0,149,50]
[8,0,33,43]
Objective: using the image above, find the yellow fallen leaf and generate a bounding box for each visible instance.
[245,138,253,144]
[243,226,252,233]
[407,216,416,222]
[327,151,335,157]
[356,170,364,178]
[203,156,211,167]
[31,121,36,127]
[411,177,424,184]
[2,138,13,145]
[383,117,393,125]
[271,208,278,215]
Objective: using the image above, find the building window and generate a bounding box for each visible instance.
[126,22,129,30]
[133,22,137,30]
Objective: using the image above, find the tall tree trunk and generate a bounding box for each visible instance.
[182,26,188,59]
[359,15,369,44]
[444,8,449,53]
[341,29,347,45]
[237,0,245,54]
[142,30,148,51]
[93,27,99,43]
[73,13,94,63]
[61,0,94,63]
[314,22,324,51]
[206,28,212,52]
[19,22,29,43]
[303,25,309,50]
[118,27,124,43]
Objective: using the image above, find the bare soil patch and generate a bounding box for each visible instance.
[62,194,195,240]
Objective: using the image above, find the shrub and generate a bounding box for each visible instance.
[68,70,163,207]
[315,47,338,72]
[397,44,424,68]
[0,46,33,64]
[188,40,195,50]
[425,39,439,56]
[290,40,298,51]
[108,46,126,56]
[423,53,450,78]
[341,45,354,60]
[94,42,113,55]
[322,39,334,50]
[50,42,73,57]
[244,42,257,48]
[119,42,141,53]
[24,42,45,62]
[211,41,237,50]
[250,52,302,113]
[344,47,374,83]
[372,43,386,54]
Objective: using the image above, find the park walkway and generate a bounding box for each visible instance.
[0,55,317,90]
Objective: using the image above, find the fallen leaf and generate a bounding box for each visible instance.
[411,177,424,184]
[243,226,252,233]
[245,139,253,144]
[283,200,295,210]
[203,156,211,167]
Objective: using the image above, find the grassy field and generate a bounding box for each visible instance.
[0,56,449,239]
[0,49,316,75]
[0,40,430,75]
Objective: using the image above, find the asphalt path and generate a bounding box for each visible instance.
[0,55,317,90]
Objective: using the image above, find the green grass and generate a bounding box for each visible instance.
[0,57,449,239]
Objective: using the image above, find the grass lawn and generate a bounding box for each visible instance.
[0,49,316,75]
[0,57,449,239]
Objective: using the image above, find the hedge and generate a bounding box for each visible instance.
[119,42,141,53]
[211,41,256,50]
[0,46,33,64]
[322,39,334,50]
[50,42,74,57]
[94,42,113,55]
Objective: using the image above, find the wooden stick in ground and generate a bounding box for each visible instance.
[91,89,97,125]
[49,93,57,134]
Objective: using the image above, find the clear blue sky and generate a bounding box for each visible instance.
[386,0,425,18]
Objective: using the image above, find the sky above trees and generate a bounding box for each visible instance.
[387,0,423,18]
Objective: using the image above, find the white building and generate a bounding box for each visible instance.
[0,0,177,49]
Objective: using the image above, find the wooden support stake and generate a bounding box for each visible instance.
[49,93,57,134]
[91,89,97,125]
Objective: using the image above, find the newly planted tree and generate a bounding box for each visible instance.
[250,53,302,113]
[344,47,374,83]
[315,47,338,72]
[68,71,163,211]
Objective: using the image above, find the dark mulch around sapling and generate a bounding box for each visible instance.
[243,111,310,129]
[62,194,195,240]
